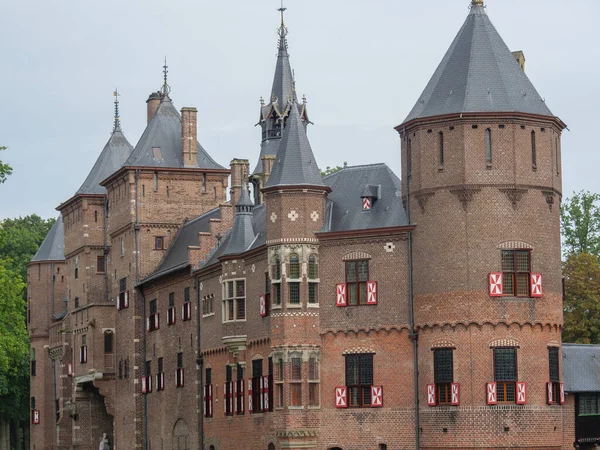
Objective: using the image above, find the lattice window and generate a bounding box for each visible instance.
[290,356,302,407]
[309,356,320,407]
[345,353,373,407]
[494,348,517,402]
[501,250,530,297]
[308,255,318,304]
[434,349,453,405]
[289,282,300,304]
[223,280,245,322]
[346,260,369,305]
[578,393,600,415]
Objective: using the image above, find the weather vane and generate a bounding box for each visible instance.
[113,88,121,132]
[162,57,171,96]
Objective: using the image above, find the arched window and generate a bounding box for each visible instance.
[268,445,276,450]
[274,256,281,280]
[531,131,537,169]
[308,255,318,304]
[273,257,281,306]
[485,128,492,166]
[289,254,300,279]
[439,131,444,168]
[288,254,300,304]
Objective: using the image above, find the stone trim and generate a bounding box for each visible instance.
[342,251,372,261]
[431,340,457,349]
[488,338,520,348]
[496,240,533,250]
[342,347,376,355]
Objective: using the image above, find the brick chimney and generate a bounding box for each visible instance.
[229,159,249,204]
[181,107,198,167]
[146,92,162,124]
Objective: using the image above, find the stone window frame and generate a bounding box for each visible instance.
[221,278,246,323]
[287,253,301,307]
[289,352,303,409]
[433,347,454,405]
[202,294,215,318]
[275,355,284,409]
[500,249,531,297]
[308,353,321,408]
[308,254,319,307]
[271,255,282,309]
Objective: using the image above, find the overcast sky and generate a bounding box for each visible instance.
[1,0,598,220]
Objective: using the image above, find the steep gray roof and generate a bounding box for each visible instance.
[124,96,225,170]
[563,344,600,393]
[271,24,297,115]
[31,216,65,262]
[321,164,409,233]
[76,131,133,195]
[264,102,324,188]
[140,207,221,284]
[253,138,280,176]
[402,4,554,124]
[220,187,256,256]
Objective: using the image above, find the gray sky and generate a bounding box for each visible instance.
[1,0,598,220]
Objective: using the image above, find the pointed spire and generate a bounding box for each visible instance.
[222,183,256,256]
[277,1,288,54]
[113,88,122,132]
[161,57,171,98]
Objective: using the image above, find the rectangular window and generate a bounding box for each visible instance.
[434,349,453,405]
[345,353,373,407]
[74,256,79,279]
[150,299,157,315]
[252,359,263,413]
[236,363,245,415]
[264,272,271,314]
[31,359,36,377]
[104,332,113,354]
[157,357,164,391]
[308,356,320,407]
[346,260,369,305]
[276,358,284,408]
[549,347,561,401]
[148,299,159,332]
[289,282,300,304]
[223,280,245,322]
[169,292,175,308]
[578,393,600,415]
[202,294,214,316]
[273,283,281,306]
[118,277,128,310]
[501,250,531,297]
[225,365,233,416]
[176,352,184,387]
[531,131,537,169]
[204,367,212,417]
[485,128,492,166]
[145,360,152,393]
[407,138,412,177]
[121,237,125,257]
[184,287,190,304]
[154,236,164,250]
[154,172,159,191]
[494,348,517,402]
[97,255,105,273]
[439,131,445,168]
[290,356,302,407]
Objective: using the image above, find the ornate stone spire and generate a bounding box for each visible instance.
[113,88,122,132]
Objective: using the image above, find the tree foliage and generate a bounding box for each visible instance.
[0,146,13,184]
[561,191,600,257]
[562,252,600,344]
[0,215,56,280]
[320,165,344,176]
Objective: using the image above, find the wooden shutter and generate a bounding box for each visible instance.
[362,197,371,210]
[371,386,383,407]
[259,295,266,317]
[547,382,554,404]
[451,383,460,406]
[223,383,227,414]
[146,317,150,332]
[154,313,160,330]
[530,273,543,298]
[366,281,378,305]
[124,290,129,308]
[427,384,436,406]
[516,382,527,405]
[262,376,270,412]
[559,382,565,405]
[186,302,192,320]
[238,380,245,414]
[336,283,347,307]
[208,384,213,416]
[248,379,253,413]
[32,410,40,425]
[489,273,503,297]
[486,382,497,405]
[335,386,348,408]
[67,362,73,376]
[141,376,147,394]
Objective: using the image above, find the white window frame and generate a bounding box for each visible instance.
[222,279,246,323]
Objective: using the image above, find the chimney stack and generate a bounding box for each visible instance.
[181,107,198,167]
[229,159,250,204]
[512,51,526,71]
[146,92,162,124]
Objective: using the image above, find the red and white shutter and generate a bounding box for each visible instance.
[146,317,150,332]
[489,273,503,297]
[336,283,347,307]
[262,376,270,411]
[180,368,184,387]
[81,346,87,363]
[124,290,129,308]
[371,386,383,407]
[259,295,266,317]
[208,384,213,416]
[160,372,165,390]
[141,376,147,394]
[248,379,253,413]
[203,386,208,417]
[154,313,160,330]
[239,381,245,414]
[486,382,497,405]
[559,382,565,405]
[224,383,228,414]
[367,281,378,305]
[32,410,40,425]
[187,302,192,320]
[530,273,543,298]
[67,362,73,376]
[363,197,371,210]
[427,384,436,406]
[148,374,153,393]
[547,382,554,404]
[451,383,460,406]
[335,386,348,408]
[516,382,527,405]
[116,298,121,311]
[232,381,237,414]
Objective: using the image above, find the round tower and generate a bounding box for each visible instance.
[396,2,568,447]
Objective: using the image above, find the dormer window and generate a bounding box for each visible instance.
[361,185,381,211]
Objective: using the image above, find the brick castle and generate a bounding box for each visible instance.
[28,1,574,449]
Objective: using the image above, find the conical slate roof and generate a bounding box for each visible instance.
[31,216,64,262]
[402,4,554,124]
[264,102,324,188]
[221,186,256,256]
[123,96,225,170]
[76,130,133,195]
[271,20,297,115]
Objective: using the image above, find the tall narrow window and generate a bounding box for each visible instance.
[222,280,245,322]
[434,349,453,404]
[555,137,561,175]
[121,237,125,256]
[288,254,300,304]
[308,255,318,304]
[252,359,263,412]
[290,355,302,407]
[549,347,560,401]
[493,348,517,402]
[153,172,159,191]
[104,331,113,354]
[176,352,184,387]
[439,131,444,168]
[531,131,537,169]
[97,255,105,273]
[225,365,233,416]
[31,348,36,377]
[407,138,412,176]
[94,210,98,223]
[308,356,320,407]
[276,358,284,408]
[236,363,245,415]
[346,260,369,305]
[485,128,492,166]
[272,257,282,306]
[345,353,373,408]
[74,256,79,279]
[501,250,531,297]
[202,173,207,194]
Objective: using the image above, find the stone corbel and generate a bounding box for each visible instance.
[499,188,527,210]
[542,190,556,211]
[415,192,435,214]
[450,187,481,211]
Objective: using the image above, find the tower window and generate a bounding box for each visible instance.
[97,255,105,273]
[531,131,537,170]
[485,128,492,167]
[154,236,165,250]
[104,331,113,354]
[290,355,302,407]
[345,353,373,408]
[345,260,369,305]
[434,348,454,404]
[153,172,158,191]
[548,347,560,401]
[501,250,531,297]
[308,255,318,304]
[288,254,300,305]
[493,348,517,402]
[439,131,444,169]
[272,257,282,306]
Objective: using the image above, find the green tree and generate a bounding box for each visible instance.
[561,191,600,257]
[321,165,344,176]
[0,146,13,184]
[0,215,56,280]
[562,252,600,344]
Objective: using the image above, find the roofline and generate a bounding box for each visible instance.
[261,184,331,194]
[192,244,267,276]
[56,193,106,212]
[28,259,66,266]
[137,262,190,287]
[100,166,231,187]
[315,225,416,240]
[396,111,567,132]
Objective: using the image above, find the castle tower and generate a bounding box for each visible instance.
[251,7,311,205]
[27,216,67,450]
[396,1,567,447]
[262,101,329,447]
[99,69,230,449]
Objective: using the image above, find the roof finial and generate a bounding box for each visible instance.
[277,1,288,50]
[161,57,171,97]
[113,88,122,132]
